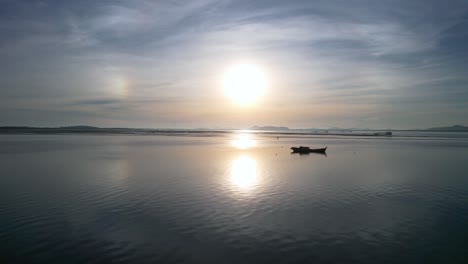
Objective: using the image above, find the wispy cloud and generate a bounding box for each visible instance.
[0,0,467,128]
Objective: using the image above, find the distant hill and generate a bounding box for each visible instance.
[427,125,468,131]
[250,126,289,131]
[59,125,99,129]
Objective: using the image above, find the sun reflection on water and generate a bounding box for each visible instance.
[230,155,258,190]
[232,134,256,149]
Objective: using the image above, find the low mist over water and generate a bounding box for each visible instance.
[1,133,467,263]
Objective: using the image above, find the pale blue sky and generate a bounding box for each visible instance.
[1,0,467,129]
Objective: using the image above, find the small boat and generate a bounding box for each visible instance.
[291,146,327,154]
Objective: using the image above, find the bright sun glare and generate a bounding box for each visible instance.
[231,156,258,189]
[232,134,256,149]
[223,64,267,106]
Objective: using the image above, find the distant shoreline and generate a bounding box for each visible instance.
[1,126,466,138]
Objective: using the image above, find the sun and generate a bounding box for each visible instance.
[223,63,267,106]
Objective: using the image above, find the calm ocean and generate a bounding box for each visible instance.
[1,133,467,263]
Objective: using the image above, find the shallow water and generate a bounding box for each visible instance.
[0,134,467,263]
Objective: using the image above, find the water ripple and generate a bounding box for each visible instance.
[1,135,467,263]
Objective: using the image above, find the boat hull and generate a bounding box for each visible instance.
[291,146,327,154]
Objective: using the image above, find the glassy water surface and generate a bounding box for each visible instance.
[0,134,467,263]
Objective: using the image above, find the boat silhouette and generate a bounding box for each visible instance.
[291,146,327,154]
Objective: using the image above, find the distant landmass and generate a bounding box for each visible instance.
[250,126,289,131]
[0,126,243,136]
[59,125,99,129]
[427,125,468,131]
[1,124,467,134]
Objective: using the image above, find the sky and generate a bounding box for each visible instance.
[1,0,467,129]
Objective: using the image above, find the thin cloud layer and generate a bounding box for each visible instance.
[0,0,467,128]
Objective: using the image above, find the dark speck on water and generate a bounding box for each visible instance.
[0,133,467,263]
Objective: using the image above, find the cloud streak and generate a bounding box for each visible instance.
[0,0,467,128]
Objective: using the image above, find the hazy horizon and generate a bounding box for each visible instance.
[1,0,468,129]
[1,123,467,131]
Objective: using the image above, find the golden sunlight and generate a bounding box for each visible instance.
[223,64,267,106]
[232,133,256,149]
[230,155,258,189]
